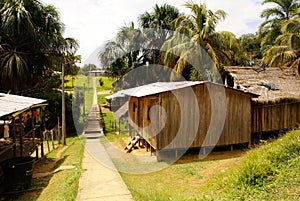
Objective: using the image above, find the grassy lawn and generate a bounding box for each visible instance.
[64,75,94,117]
[120,129,300,201]
[99,98,129,141]
[96,76,125,138]
[11,137,84,201]
[96,76,116,92]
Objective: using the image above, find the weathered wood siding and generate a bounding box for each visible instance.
[128,96,158,148]
[156,83,252,150]
[251,100,300,133]
[128,82,253,150]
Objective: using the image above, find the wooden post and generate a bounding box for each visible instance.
[248,134,252,149]
[83,83,86,116]
[129,124,132,137]
[62,62,66,145]
[57,117,61,144]
[40,108,45,157]
[19,114,23,157]
[31,109,35,150]
[12,117,16,157]
[51,130,55,150]
[46,131,50,153]
[118,119,121,134]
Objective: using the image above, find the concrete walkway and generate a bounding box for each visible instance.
[76,78,133,201]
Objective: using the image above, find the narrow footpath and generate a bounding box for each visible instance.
[76,78,133,201]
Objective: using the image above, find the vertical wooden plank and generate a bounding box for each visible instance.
[19,114,23,157]
[12,117,17,157]
[31,109,35,150]
[41,107,45,158]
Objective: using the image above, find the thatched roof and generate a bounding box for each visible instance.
[223,66,300,102]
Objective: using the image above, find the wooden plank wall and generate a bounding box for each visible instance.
[128,96,158,148]
[156,83,252,150]
[129,83,252,151]
[251,100,300,133]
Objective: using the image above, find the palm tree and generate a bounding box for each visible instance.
[259,0,299,48]
[161,1,244,81]
[139,4,179,30]
[261,19,300,73]
[139,4,180,64]
[239,33,262,66]
[0,0,76,94]
[99,22,146,78]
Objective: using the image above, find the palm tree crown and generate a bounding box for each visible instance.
[162,1,244,81]
[260,0,299,47]
[261,18,300,72]
[0,0,78,94]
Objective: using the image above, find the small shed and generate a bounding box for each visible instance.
[222,66,300,133]
[88,70,106,77]
[119,81,257,160]
[0,93,48,163]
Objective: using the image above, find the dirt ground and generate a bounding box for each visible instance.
[112,136,246,158]
[97,90,111,95]
[111,136,246,179]
[32,146,69,178]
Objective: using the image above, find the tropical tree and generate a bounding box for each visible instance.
[139,4,180,30]
[139,4,180,65]
[99,22,146,78]
[0,0,78,94]
[161,1,245,81]
[239,33,262,66]
[259,0,300,48]
[0,0,80,141]
[261,18,300,73]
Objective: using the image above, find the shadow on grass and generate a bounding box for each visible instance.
[176,147,247,164]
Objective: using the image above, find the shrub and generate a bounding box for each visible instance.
[99,78,104,86]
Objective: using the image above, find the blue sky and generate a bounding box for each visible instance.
[43,0,267,67]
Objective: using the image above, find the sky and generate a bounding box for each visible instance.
[42,0,267,67]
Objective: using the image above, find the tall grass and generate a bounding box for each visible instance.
[237,130,300,187]
[96,76,115,91]
[205,129,300,200]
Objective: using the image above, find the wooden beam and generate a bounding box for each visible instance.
[12,117,16,157]
[19,114,23,157]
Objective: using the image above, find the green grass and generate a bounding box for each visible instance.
[96,76,116,92]
[121,160,213,201]
[120,129,300,201]
[209,129,300,200]
[95,76,121,137]
[98,94,108,105]
[99,101,129,140]
[67,75,94,115]
[13,137,84,201]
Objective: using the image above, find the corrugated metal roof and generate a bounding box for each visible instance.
[107,81,202,99]
[105,90,125,99]
[0,93,47,118]
[106,81,260,99]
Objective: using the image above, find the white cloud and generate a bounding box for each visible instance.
[42,0,266,67]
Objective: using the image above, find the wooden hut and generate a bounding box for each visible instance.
[222,66,300,134]
[0,93,48,164]
[119,81,257,160]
